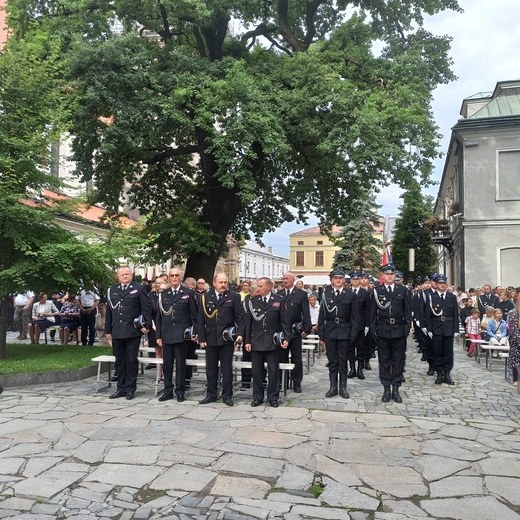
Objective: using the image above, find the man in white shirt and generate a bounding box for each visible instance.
[78,288,100,345]
[13,290,35,340]
[309,293,320,333]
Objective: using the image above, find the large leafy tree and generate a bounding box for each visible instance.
[392,182,436,283]
[332,199,383,276]
[8,0,459,279]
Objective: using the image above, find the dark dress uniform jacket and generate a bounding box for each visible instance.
[156,287,198,343]
[198,289,245,345]
[353,287,369,329]
[425,292,460,336]
[317,287,359,340]
[278,288,312,334]
[245,294,292,351]
[369,285,411,339]
[105,282,151,339]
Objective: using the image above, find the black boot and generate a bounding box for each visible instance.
[325,372,338,398]
[434,371,444,384]
[357,360,365,380]
[443,371,455,385]
[392,385,402,403]
[382,386,391,402]
[427,363,435,376]
[347,362,356,379]
[364,359,372,370]
[420,352,428,362]
[339,374,349,399]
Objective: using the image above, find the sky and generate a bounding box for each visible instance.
[262,0,520,258]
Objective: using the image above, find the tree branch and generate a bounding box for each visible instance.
[144,145,199,165]
[193,26,207,58]
[304,0,323,46]
[158,2,172,42]
[345,56,385,86]
[277,0,304,52]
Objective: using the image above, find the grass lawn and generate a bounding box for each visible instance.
[1,343,112,375]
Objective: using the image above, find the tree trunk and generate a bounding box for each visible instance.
[0,294,8,359]
[184,250,223,282]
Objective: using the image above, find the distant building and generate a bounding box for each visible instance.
[289,222,385,277]
[239,240,289,282]
[0,0,8,49]
[434,80,520,288]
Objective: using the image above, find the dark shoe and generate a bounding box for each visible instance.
[269,400,279,407]
[109,390,126,399]
[177,394,186,402]
[251,400,263,407]
[325,372,338,398]
[357,361,365,380]
[392,385,402,403]
[293,384,302,393]
[19,336,27,340]
[347,362,356,379]
[364,359,371,370]
[125,393,135,400]
[110,375,119,382]
[185,380,191,389]
[382,387,391,402]
[240,382,251,390]
[426,365,435,376]
[159,393,174,402]
[420,352,428,361]
[435,371,444,385]
[223,399,233,406]
[199,396,217,404]
[339,375,349,399]
[443,372,455,385]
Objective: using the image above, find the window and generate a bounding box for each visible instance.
[296,251,304,266]
[298,241,304,245]
[315,251,324,266]
[317,240,323,245]
[497,150,520,200]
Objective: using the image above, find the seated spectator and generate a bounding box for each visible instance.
[309,293,320,334]
[480,306,495,341]
[487,308,509,347]
[499,290,515,319]
[48,292,64,342]
[59,293,81,345]
[456,287,467,308]
[465,308,481,356]
[28,292,60,344]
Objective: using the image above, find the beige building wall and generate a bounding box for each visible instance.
[0,0,8,49]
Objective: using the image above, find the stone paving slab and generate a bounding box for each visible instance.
[1,337,520,518]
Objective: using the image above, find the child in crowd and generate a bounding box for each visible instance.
[465,308,481,357]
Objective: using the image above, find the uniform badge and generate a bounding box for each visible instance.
[130,290,138,294]
[273,302,280,308]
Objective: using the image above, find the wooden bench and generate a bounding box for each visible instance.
[479,343,509,370]
[499,352,510,379]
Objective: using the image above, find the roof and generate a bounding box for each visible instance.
[291,221,384,236]
[23,189,135,229]
[466,80,520,119]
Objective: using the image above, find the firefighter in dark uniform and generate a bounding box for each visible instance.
[198,272,245,406]
[348,270,371,380]
[318,269,359,399]
[369,264,411,403]
[424,274,459,385]
[278,272,312,393]
[245,276,291,407]
[156,268,198,402]
[360,271,376,365]
[105,266,151,400]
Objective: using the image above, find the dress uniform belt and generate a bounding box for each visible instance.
[432,317,453,321]
[378,317,402,324]
[325,318,349,324]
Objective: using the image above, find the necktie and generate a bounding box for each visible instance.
[263,296,268,304]
[218,293,222,301]
[173,289,177,296]
[336,290,340,297]
[441,293,445,301]
[286,289,290,297]
[388,286,392,296]
[122,285,127,291]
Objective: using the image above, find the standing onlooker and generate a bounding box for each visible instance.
[465,308,481,357]
[13,290,35,340]
[78,286,100,345]
[239,281,251,302]
[105,266,151,400]
[198,273,244,406]
[28,293,60,344]
[245,277,290,407]
[369,264,411,402]
[499,290,515,320]
[196,278,207,294]
[456,287,467,308]
[506,303,520,393]
[477,285,500,316]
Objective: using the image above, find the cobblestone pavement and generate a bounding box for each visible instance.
[1,336,520,519]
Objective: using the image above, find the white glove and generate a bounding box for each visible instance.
[415,320,420,328]
[454,333,459,338]
[364,327,369,336]
[428,332,433,339]
[421,328,428,335]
